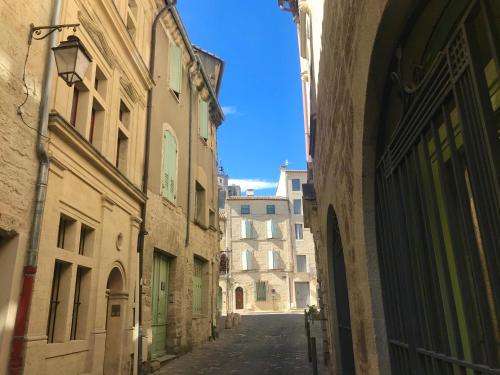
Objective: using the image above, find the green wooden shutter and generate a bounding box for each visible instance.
[162,131,177,202]
[199,99,209,140]
[169,44,182,94]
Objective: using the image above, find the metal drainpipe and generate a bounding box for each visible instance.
[138,1,176,374]
[185,60,196,247]
[8,1,61,373]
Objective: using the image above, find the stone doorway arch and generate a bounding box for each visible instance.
[104,266,127,375]
[326,205,355,375]
[235,287,244,310]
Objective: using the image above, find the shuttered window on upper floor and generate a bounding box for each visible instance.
[169,43,182,97]
[241,249,253,271]
[162,130,177,202]
[199,98,209,140]
[266,219,278,239]
[268,250,279,270]
[241,219,253,239]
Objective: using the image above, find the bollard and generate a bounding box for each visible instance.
[306,319,311,362]
[225,313,233,329]
[304,309,308,329]
[311,337,318,375]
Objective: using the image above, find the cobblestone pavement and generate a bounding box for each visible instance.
[159,313,326,375]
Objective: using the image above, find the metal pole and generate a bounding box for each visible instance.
[306,317,311,362]
[311,337,318,375]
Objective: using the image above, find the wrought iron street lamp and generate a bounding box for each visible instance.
[52,35,92,86]
[29,23,92,86]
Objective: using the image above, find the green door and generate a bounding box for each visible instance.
[152,252,170,358]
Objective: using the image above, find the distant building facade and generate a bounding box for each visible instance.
[219,167,318,314]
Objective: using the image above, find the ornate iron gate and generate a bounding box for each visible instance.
[376,1,500,374]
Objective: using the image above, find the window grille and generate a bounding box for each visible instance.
[256,281,267,301]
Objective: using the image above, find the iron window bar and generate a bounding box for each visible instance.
[47,262,63,343]
[70,267,83,340]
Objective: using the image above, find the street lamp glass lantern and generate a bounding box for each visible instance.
[52,35,92,86]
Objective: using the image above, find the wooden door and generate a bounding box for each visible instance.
[152,253,169,358]
[235,287,243,309]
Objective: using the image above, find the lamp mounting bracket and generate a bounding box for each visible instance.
[29,23,80,44]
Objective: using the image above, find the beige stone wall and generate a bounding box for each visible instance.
[0,1,51,374]
[307,0,415,374]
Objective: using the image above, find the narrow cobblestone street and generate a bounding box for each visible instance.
[160,314,326,375]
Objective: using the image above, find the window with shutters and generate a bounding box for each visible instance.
[169,43,182,98]
[241,205,250,215]
[295,223,303,240]
[241,249,253,271]
[199,98,209,140]
[266,219,278,239]
[297,255,307,272]
[241,219,253,239]
[256,281,267,301]
[268,250,279,270]
[192,257,205,315]
[162,130,177,202]
[266,205,275,214]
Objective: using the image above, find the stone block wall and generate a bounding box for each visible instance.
[0,1,51,373]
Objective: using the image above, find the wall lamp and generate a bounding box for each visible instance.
[29,23,92,86]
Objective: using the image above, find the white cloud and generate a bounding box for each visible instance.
[222,106,237,115]
[228,179,277,192]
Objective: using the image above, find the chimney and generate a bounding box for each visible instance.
[247,189,254,197]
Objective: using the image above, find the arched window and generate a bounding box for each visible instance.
[375,1,500,373]
[162,130,177,202]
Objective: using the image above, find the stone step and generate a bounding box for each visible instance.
[156,354,177,364]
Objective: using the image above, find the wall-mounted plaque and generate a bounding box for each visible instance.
[111,304,120,317]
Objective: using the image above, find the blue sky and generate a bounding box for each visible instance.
[177,1,306,196]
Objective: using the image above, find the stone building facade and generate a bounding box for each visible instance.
[142,5,224,369]
[219,167,318,315]
[0,2,52,374]
[285,0,500,374]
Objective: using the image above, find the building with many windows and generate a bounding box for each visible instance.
[142,4,224,370]
[283,0,500,374]
[219,166,318,314]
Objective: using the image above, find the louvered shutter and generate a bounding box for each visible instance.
[266,220,273,239]
[162,131,177,201]
[241,249,248,270]
[199,99,209,140]
[241,219,247,239]
[246,250,253,270]
[268,250,274,270]
[246,220,252,238]
[169,44,182,93]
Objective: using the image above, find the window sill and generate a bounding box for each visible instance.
[161,196,177,209]
[194,219,208,230]
[169,89,180,103]
[192,314,208,320]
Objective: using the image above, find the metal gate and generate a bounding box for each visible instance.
[376,1,500,373]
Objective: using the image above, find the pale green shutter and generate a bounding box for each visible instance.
[199,99,209,140]
[169,44,182,94]
[162,131,177,202]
